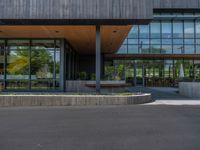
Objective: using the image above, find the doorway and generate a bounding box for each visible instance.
[134,64,145,86]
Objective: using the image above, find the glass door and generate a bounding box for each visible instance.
[134,63,145,86]
[0,40,5,91]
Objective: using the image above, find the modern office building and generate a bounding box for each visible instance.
[0,0,200,92]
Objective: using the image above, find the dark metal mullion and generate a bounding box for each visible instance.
[149,24,150,54]
[29,40,31,90]
[3,40,6,90]
[172,20,174,54]
[53,40,56,89]
[138,26,140,54]
[183,20,185,54]
[194,20,197,54]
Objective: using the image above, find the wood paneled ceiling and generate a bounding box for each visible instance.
[0,25,132,54]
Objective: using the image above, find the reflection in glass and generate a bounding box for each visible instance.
[117,45,127,54]
[128,45,138,54]
[6,40,30,80]
[162,21,172,38]
[6,80,29,90]
[173,45,183,54]
[184,45,195,54]
[161,45,172,54]
[0,40,5,91]
[150,45,161,54]
[31,40,55,89]
[173,21,183,38]
[139,25,149,38]
[196,20,200,38]
[184,21,194,38]
[150,21,161,38]
[128,26,139,38]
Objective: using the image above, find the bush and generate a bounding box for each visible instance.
[79,72,87,80]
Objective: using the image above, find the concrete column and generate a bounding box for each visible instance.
[96,25,101,94]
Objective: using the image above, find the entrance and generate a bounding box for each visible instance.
[134,64,145,86]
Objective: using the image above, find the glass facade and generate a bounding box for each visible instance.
[112,13,200,87]
[118,13,200,55]
[105,59,200,87]
[0,39,61,91]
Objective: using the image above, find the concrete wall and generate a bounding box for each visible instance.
[65,80,128,93]
[0,94,152,107]
[179,82,200,98]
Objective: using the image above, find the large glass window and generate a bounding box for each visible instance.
[0,40,5,91]
[6,40,30,80]
[139,25,149,38]
[128,45,138,54]
[116,13,200,55]
[0,39,61,91]
[184,21,194,38]
[128,26,139,38]
[184,45,195,54]
[196,20,200,38]
[150,21,161,38]
[31,40,56,90]
[117,45,127,54]
[162,21,172,39]
[162,45,172,54]
[173,21,183,38]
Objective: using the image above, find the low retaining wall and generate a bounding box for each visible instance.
[0,94,152,107]
[179,82,200,98]
[65,80,129,93]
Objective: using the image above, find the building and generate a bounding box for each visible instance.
[0,0,200,92]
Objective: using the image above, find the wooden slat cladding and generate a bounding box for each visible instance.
[0,0,200,24]
[0,25,132,54]
[0,0,153,20]
[153,0,200,9]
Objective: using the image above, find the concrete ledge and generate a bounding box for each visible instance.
[179,82,200,98]
[0,94,152,107]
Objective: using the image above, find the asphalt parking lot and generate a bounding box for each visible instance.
[0,105,200,150]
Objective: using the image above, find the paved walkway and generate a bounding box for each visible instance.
[129,87,200,105]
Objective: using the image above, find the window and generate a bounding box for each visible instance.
[31,40,56,90]
[128,39,138,44]
[184,21,194,38]
[150,45,161,54]
[196,20,200,38]
[150,21,161,38]
[128,45,138,54]
[173,21,183,38]
[128,26,139,38]
[184,45,195,54]
[6,40,30,80]
[0,40,5,91]
[139,25,149,38]
[118,45,127,54]
[0,39,61,91]
[162,21,172,39]
[162,45,172,54]
[173,45,183,54]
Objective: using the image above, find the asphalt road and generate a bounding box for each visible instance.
[0,105,200,150]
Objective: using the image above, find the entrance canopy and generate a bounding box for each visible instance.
[0,26,131,54]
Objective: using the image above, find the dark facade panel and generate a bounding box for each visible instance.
[0,0,200,24]
[153,0,200,8]
[0,0,152,20]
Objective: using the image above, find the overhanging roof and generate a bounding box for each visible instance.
[0,25,132,54]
